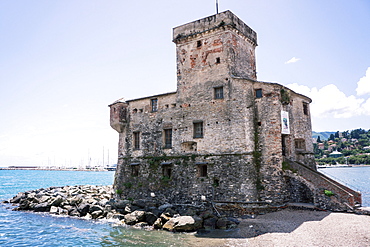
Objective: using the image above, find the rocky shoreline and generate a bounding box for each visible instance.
[2,185,239,232]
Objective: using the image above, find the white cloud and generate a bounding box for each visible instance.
[287,83,366,119]
[285,57,300,64]
[356,67,370,96]
[287,67,370,119]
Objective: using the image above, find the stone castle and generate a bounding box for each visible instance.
[110,11,361,211]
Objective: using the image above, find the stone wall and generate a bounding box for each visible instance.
[114,154,258,205]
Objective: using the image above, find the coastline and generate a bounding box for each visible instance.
[4,183,370,247]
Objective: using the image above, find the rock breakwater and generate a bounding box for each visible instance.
[3,185,239,232]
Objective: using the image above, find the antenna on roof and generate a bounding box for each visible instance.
[216,0,219,14]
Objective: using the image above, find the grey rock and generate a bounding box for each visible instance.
[160,213,172,223]
[132,199,146,209]
[145,212,158,225]
[113,200,130,209]
[34,202,50,212]
[50,206,59,214]
[50,196,64,207]
[91,210,103,219]
[124,210,146,225]
[69,208,80,217]
[108,213,125,220]
[134,222,149,228]
[158,203,173,211]
[203,217,217,230]
[10,193,25,203]
[77,203,90,216]
[163,207,177,217]
[162,216,203,232]
[153,218,163,229]
[89,205,104,213]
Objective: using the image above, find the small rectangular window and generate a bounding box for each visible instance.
[216,57,221,64]
[193,121,203,138]
[131,164,139,177]
[151,98,158,112]
[197,40,202,47]
[164,129,172,149]
[198,164,207,177]
[255,89,263,98]
[303,102,309,115]
[162,165,172,179]
[295,139,306,151]
[133,132,140,150]
[214,87,224,99]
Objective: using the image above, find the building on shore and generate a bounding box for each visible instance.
[109,11,361,211]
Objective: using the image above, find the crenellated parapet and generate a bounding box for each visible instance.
[109,100,128,133]
[173,10,257,46]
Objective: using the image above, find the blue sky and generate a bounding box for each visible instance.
[0,0,369,167]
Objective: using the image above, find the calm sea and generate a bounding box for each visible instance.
[318,166,370,207]
[0,167,369,246]
[0,170,195,247]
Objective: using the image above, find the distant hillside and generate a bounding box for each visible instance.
[312,131,336,141]
[313,128,370,165]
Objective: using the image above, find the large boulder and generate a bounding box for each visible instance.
[124,210,146,225]
[34,202,50,212]
[91,210,104,219]
[153,218,163,229]
[50,206,59,214]
[89,205,104,213]
[77,203,90,216]
[144,212,158,225]
[10,192,26,203]
[112,199,130,209]
[162,216,203,232]
[50,196,64,207]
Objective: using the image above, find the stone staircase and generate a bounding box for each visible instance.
[284,159,362,210]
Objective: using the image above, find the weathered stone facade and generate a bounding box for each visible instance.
[109,11,321,207]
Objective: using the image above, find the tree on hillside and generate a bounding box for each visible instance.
[342,130,349,138]
[351,128,365,139]
[329,134,335,141]
[317,136,322,143]
[335,131,340,138]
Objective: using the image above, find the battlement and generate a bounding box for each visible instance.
[173,10,257,45]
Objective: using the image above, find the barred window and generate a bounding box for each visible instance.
[151,98,158,112]
[193,121,203,138]
[131,164,139,177]
[164,129,172,149]
[214,87,224,99]
[133,132,140,150]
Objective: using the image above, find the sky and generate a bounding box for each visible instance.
[0,0,369,167]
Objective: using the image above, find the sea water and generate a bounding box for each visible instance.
[318,166,370,207]
[1,167,369,246]
[0,170,194,247]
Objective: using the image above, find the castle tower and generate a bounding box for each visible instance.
[173,11,257,102]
